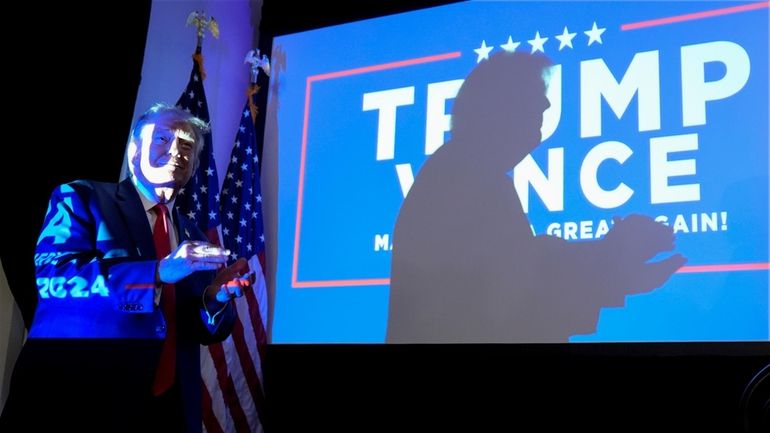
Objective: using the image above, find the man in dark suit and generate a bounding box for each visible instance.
[1,103,252,433]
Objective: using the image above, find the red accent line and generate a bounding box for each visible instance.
[124,283,154,290]
[676,262,770,273]
[290,262,769,288]
[292,76,313,288]
[294,278,391,288]
[621,1,770,31]
[309,52,461,82]
[292,51,461,288]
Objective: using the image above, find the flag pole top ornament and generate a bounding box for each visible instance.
[186,10,219,48]
[244,49,271,84]
[244,49,270,121]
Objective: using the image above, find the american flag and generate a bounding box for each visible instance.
[201,83,268,433]
[175,54,221,243]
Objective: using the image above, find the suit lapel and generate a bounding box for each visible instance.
[115,178,156,258]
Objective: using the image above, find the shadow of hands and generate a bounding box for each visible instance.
[605,214,687,294]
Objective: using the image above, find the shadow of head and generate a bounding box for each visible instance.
[451,52,553,163]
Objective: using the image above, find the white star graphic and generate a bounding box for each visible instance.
[585,22,606,46]
[205,167,214,176]
[528,31,548,53]
[500,36,520,52]
[555,26,576,50]
[474,40,493,63]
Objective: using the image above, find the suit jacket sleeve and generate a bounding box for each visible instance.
[29,181,166,338]
[29,180,236,343]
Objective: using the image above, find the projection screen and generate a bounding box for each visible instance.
[265,0,769,343]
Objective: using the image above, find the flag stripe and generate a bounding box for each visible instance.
[219,83,269,433]
[243,262,267,361]
[233,294,265,422]
[202,347,234,433]
[228,304,265,427]
[209,342,252,432]
[224,333,259,431]
[250,253,269,339]
[202,376,226,433]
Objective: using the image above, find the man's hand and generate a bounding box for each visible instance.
[157,240,231,283]
[209,257,254,303]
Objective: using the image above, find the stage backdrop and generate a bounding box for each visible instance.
[266,1,769,343]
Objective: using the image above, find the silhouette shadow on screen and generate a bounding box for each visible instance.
[386,52,687,343]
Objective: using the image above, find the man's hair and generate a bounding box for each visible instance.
[128,102,210,170]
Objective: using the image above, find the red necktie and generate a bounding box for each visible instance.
[151,203,177,396]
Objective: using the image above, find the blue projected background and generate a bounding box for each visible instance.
[267,1,769,343]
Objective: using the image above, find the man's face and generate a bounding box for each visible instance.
[129,118,196,201]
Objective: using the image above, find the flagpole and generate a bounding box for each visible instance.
[186,11,219,79]
[244,49,271,124]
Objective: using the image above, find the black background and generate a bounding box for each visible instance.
[3,1,767,431]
